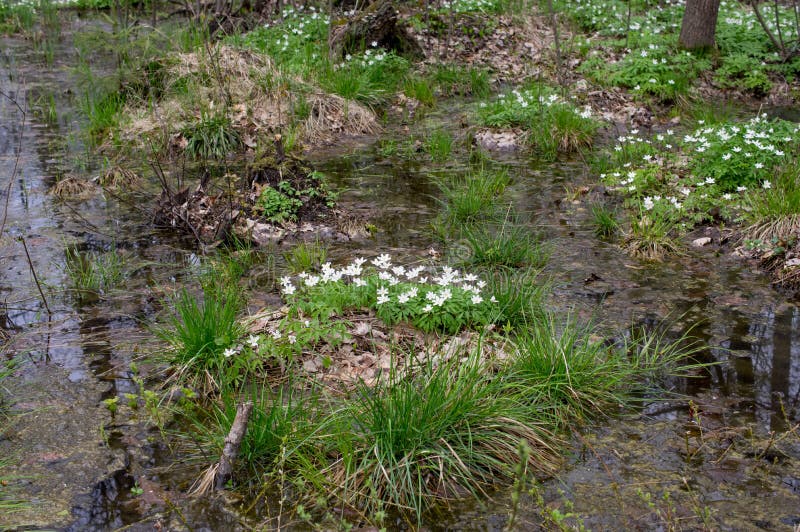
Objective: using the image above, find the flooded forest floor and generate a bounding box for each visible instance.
[2,1,800,530]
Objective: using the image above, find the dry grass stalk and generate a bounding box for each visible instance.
[743,214,800,243]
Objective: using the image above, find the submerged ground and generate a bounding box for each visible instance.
[1,1,800,530]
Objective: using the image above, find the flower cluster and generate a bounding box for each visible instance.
[566,0,682,36]
[436,0,500,13]
[684,114,799,191]
[239,6,329,62]
[341,46,394,69]
[280,254,497,334]
[603,114,799,230]
[478,87,595,126]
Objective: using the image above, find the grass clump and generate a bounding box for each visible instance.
[591,204,620,238]
[463,222,549,269]
[623,211,680,261]
[477,86,598,159]
[485,267,548,331]
[434,167,511,232]
[187,381,326,487]
[182,111,241,161]
[504,315,705,428]
[403,76,435,106]
[429,64,491,98]
[328,351,560,520]
[83,91,125,146]
[283,239,328,274]
[744,162,800,243]
[63,245,126,297]
[425,128,454,162]
[158,278,245,382]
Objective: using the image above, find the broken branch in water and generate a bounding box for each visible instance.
[190,400,254,495]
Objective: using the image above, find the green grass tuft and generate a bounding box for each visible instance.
[434,167,511,232]
[591,204,620,238]
[463,222,550,269]
[328,351,560,520]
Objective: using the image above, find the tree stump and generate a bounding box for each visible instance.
[328,0,423,60]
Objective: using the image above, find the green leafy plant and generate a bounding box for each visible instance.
[256,173,336,224]
[714,54,772,95]
[256,182,303,224]
[593,39,709,101]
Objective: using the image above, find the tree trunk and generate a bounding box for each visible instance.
[678,0,721,49]
[328,0,423,60]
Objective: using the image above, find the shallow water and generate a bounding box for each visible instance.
[0,14,798,531]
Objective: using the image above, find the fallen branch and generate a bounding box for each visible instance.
[190,401,254,495]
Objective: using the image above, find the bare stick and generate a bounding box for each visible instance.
[19,236,51,315]
[774,0,785,52]
[0,90,27,237]
[750,0,786,58]
[546,0,564,86]
[215,401,253,490]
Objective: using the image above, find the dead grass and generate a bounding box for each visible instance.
[49,175,96,198]
[99,166,141,190]
[742,214,800,243]
[121,45,378,152]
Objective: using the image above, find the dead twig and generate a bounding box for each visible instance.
[19,236,51,315]
[190,401,254,495]
[0,90,27,237]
